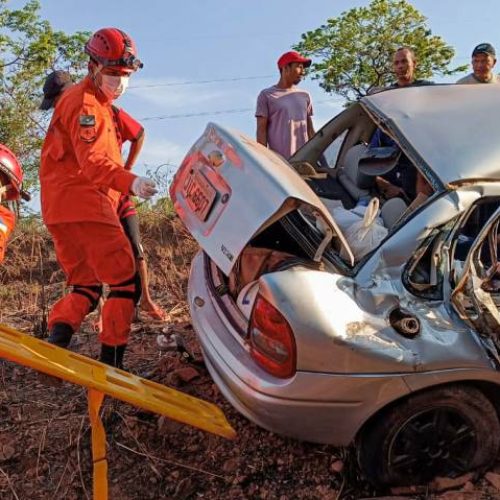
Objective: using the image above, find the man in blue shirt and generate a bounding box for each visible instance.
[370,47,432,201]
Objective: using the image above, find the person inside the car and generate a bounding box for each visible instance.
[355,145,432,233]
[367,150,432,206]
[369,47,433,203]
[369,137,417,203]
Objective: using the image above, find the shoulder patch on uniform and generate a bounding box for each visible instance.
[79,114,96,127]
[0,218,7,235]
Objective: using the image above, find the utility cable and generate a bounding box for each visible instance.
[141,107,254,121]
[129,54,472,90]
[139,97,345,121]
[129,74,274,89]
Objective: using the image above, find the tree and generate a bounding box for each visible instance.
[0,0,90,192]
[294,0,467,102]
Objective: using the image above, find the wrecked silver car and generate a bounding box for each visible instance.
[170,84,500,486]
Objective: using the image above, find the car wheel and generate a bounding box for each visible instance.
[357,385,500,487]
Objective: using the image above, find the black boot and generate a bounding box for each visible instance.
[38,323,74,386]
[47,322,74,348]
[100,344,127,369]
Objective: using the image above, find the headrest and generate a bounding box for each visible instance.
[358,146,401,177]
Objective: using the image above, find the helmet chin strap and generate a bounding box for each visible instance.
[0,185,8,202]
[89,63,102,83]
[89,63,108,100]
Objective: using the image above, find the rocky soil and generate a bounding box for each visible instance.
[1,214,500,499]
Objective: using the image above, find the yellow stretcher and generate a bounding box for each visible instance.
[0,324,236,499]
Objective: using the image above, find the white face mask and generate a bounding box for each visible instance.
[99,73,130,100]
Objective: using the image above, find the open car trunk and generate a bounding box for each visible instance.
[170,123,355,277]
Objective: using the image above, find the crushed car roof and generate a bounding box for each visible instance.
[361,84,500,185]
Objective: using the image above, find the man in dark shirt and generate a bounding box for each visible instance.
[370,47,432,201]
[390,47,432,89]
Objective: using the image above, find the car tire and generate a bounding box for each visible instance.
[357,384,500,487]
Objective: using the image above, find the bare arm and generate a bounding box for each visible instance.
[375,176,404,199]
[124,131,145,171]
[307,116,315,140]
[416,172,433,197]
[256,116,268,147]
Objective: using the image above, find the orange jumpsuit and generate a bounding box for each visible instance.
[40,76,138,347]
[0,205,15,264]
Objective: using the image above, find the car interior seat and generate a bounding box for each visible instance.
[337,144,375,202]
[380,197,408,229]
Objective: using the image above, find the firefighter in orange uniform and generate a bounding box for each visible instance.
[40,28,157,368]
[0,144,24,263]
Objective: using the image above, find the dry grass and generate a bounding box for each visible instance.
[0,209,198,330]
[137,206,198,304]
[2,209,497,499]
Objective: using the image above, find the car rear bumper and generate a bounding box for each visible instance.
[188,252,411,445]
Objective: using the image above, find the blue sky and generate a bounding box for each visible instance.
[25,0,500,176]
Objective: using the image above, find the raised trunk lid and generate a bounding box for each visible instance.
[170,123,353,275]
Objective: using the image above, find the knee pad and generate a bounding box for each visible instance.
[108,275,137,302]
[72,284,103,313]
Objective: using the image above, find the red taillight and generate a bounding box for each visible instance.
[249,294,296,378]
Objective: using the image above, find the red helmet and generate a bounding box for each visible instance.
[84,28,143,72]
[0,143,23,201]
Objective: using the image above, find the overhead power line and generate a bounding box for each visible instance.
[129,75,275,89]
[130,54,472,90]
[139,97,345,121]
[141,107,254,121]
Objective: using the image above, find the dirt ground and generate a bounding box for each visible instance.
[1,215,500,499]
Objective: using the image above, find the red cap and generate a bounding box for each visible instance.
[277,51,311,70]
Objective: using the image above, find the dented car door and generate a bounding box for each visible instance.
[451,206,500,336]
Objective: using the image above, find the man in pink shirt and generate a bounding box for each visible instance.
[256,51,315,159]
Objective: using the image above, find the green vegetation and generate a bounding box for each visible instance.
[295,0,467,101]
[0,0,89,191]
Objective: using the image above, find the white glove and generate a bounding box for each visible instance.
[131,176,157,199]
